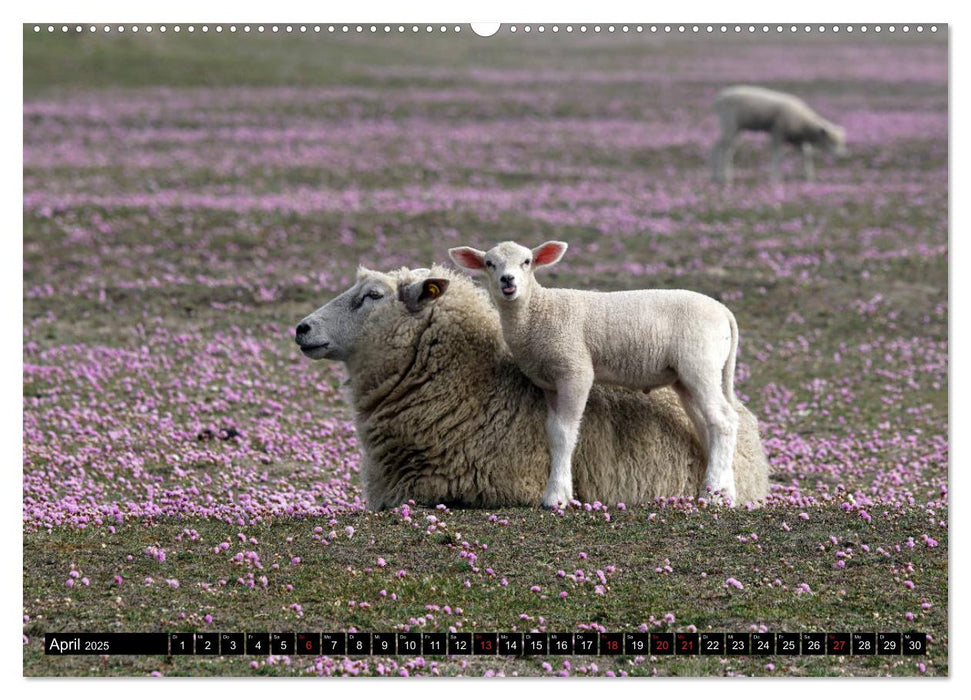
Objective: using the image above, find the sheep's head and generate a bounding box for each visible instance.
[818,122,848,157]
[295,267,449,363]
[295,267,397,361]
[448,240,567,305]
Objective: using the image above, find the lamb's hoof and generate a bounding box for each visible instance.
[701,484,737,507]
[541,487,573,510]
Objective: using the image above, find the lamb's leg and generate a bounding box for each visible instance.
[801,142,816,182]
[710,139,724,182]
[713,131,738,184]
[684,379,739,504]
[541,372,593,508]
[672,381,709,458]
[769,133,785,184]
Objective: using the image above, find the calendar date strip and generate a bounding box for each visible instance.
[44,631,927,656]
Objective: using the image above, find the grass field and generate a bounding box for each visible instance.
[22,26,947,677]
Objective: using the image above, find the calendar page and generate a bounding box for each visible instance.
[22,19,948,679]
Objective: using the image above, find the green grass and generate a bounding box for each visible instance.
[24,506,947,676]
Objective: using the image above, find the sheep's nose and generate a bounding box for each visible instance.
[500,274,514,285]
[296,322,311,336]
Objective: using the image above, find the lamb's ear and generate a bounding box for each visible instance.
[398,278,450,313]
[448,246,487,272]
[532,241,568,268]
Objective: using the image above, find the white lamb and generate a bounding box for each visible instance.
[711,85,847,183]
[448,241,741,508]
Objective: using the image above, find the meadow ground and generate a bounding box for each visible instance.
[23,26,947,677]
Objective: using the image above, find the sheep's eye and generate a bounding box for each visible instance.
[485,260,494,269]
[523,259,531,267]
[366,290,384,300]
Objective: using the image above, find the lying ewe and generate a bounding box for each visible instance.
[294,265,770,510]
[712,85,847,183]
[448,242,741,508]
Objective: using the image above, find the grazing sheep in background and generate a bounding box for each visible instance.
[447,242,741,508]
[294,266,770,510]
[712,85,847,183]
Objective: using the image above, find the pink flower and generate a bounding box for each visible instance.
[724,578,743,590]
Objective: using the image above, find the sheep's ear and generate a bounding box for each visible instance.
[532,241,568,268]
[398,278,450,313]
[448,246,487,272]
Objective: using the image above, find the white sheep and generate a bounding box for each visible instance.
[294,265,770,509]
[711,85,847,183]
[448,241,741,508]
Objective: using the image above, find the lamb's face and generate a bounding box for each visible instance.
[482,242,535,303]
[294,269,397,361]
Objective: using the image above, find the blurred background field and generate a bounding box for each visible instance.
[23,27,947,677]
